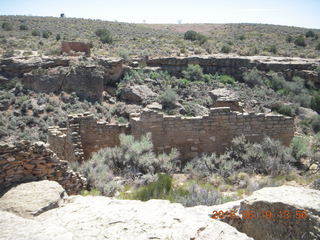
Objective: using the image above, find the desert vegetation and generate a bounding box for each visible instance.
[1,16,320,58]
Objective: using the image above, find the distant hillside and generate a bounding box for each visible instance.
[0,15,320,58]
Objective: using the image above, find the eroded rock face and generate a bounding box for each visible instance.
[119,85,158,104]
[0,180,67,218]
[229,186,320,240]
[146,55,320,86]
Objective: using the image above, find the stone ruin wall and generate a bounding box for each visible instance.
[0,141,87,195]
[146,56,320,86]
[48,107,294,161]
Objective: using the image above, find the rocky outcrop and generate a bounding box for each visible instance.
[146,55,320,86]
[226,186,320,240]
[0,141,86,195]
[0,56,124,102]
[0,56,69,78]
[0,180,67,218]
[119,84,158,104]
[0,180,253,240]
[209,88,244,112]
[22,64,105,102]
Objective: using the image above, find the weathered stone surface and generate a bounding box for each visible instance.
[34,196,252,240]
[22,64,105,102]
[209,88,244,112]
[297,107,319,120]
[0,56,69,77]
[0,210,73,240]
[119,84,158,103]
[1,56,124,102]
[0,180,67,218]
[233,186,320,240]
[145,102,163,110]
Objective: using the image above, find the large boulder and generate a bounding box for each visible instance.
[119,85,158,104]
[35,196,252,240]
[0,180,67,218]
[232,186,320,240]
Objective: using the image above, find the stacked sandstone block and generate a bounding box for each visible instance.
[0,141,86,194]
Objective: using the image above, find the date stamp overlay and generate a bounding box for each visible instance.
[209,209,309,220]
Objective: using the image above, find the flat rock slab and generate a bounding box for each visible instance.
[0,180,67,218]
[237,186,320,240]
[34,196,252,240]
[0,210,72,240]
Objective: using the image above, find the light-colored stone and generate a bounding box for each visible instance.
[0,210,72,240]
[35,196,252,240]
[0,180,67,218]
[233,186,320,240]
[120,84,158,103]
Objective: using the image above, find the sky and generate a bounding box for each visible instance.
[0,0,319,29]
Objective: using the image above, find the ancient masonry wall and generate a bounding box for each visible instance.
[48,107,294,161]
[0,141,87,195]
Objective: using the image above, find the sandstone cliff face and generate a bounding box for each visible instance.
[146,55,320,86]
[0,56,124,102]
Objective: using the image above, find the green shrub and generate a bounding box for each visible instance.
[316,43,320,51]
[99,33,113,44]
[184,30,198,41]
[311,115,320,133]
[31,29,41,36]
[229,136,294,176]
[184,30,208,44]
[42,30,51,39]
[19,24,28,30]
[305,30,315,38]
[184,153,240,178]
[242,68,264,87]
[182,64,204,82]
[221,45,231,53]
[56,34,61,41]
[2,22,13,31]
[176,184,223,207]
[239,35,246,40]
[95,28,113,44]
[274,104,295,117]
[290,137,310,160]
[311,95,320,113]
[159,88,178,109]
[130,174,173,201]
[286,35,293,43]
[218,75,236,85]
[266,45,277,54]
[72,133,178,196]
[267,72,286,91]
[294,35,306,47]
